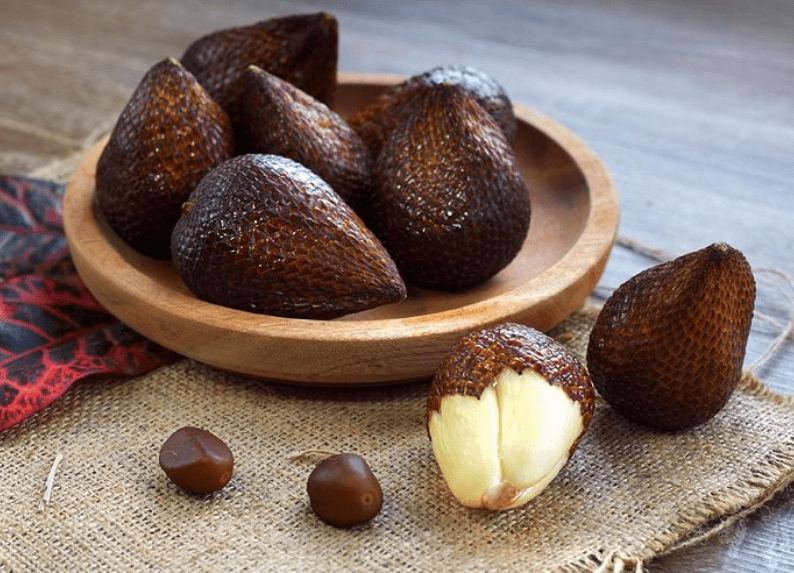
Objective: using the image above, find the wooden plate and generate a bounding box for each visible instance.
[63,72,619,385]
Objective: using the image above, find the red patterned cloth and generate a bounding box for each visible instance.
[0,175,178,431]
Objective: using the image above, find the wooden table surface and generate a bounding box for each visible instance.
[2,0,793,571]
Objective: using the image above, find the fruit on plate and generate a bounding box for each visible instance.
[240,65,370,209]
[96,14,535,311]
[587,242,756,431]
[180,12,338,138]
[348,64,517,163]
[306,453,383,528]
[95,58,234,259]
[426,323,595,510]
[170,154,407,319]
[369,82,531,290]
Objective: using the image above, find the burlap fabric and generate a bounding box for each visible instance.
[2,303,794,573]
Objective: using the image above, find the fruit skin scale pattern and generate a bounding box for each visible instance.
[180,13,338,130]
[95,58,234,260]
[427,323,595,446]
[371,83,531,291]
[240,66,371,210]
[171,154,406,320]
[425,323,595,510]
[348,64,517,164]
[587,243,756,431]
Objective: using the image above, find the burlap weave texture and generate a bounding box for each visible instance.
[2,305,794,572]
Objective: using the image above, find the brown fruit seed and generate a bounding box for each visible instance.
[427,324,594,510]
[159,427,234,495]
[95,58,234,259]
[371,83,530,290]
[348,64,517,163]
[587,242,756,431]
[180,13,338,133]
[240,65,371,209]
[306,453,383,528]
[170,154,407,319]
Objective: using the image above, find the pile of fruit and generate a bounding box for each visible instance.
[95,12,530,320]
[98,13,756,522]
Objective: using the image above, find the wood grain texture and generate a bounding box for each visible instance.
[2,0,793,570]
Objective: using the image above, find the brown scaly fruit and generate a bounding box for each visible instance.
[240,65,370,210]
[95,58,234,259]
[348,64,517,163]
[180,13,338,138]
[170,154,407,319]
[370,82,531,291]
[426,323,595,510]
[587,242,756,431]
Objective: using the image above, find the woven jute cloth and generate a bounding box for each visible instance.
[2,304,794,573]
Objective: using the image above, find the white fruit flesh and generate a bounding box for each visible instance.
[428,367,584,510]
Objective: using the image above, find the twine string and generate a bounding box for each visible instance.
[748,267,794,372]
[38,452,64,511]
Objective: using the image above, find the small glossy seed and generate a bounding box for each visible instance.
[306,453,383,528]
[159,427,234,494]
